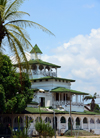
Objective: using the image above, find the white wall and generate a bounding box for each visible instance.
[31,79,71,91]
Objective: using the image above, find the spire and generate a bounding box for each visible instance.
[30,44,42,54]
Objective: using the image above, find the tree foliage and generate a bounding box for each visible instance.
[0,53,33,113]
[84,92,99,111]
[0,0,54,69]
[35,120,54,138]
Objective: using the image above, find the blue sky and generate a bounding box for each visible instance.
[8,0,100,103]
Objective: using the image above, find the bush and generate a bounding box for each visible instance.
[35,120,54,138]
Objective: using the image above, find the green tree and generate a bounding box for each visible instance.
[0,53,33,114]
[84,92,99,111]
[0,0,54,69]
[35,120,54,138]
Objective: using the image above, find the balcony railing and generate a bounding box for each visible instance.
[52,101,84,107]
[33,70,57,77]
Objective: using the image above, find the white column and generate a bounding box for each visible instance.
[95,118,97,129]
[36,64,39,74]
[80,118,83,129]
[83,95,84,104]
[55,68,57,77]
[43,66,46,76]
[65,93,66,105]
[88,118,90,130]
[80,95,81,102]
[59,93,60,105]
[73,117,76,129]
[62,93,63,103]
[66,118,68,130]
[76,95,78,103]
[57,116,61,130]
[49,67,51,76]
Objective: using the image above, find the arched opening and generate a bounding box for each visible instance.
[14,116,23,130]
[68,117,73,130]
[45,117,51,123]
[53,117,57,130]
[29,117,33,123]
[83,117,88,123]
[90,118,95,129]
[96,119,100,124]
[76,117,80,125]
[39,65,43,70]
[90,118,94,124]
[60,116,66,123]
[83,117,88,129]
[76,117,80,129]
[35,117,42,122]
[32,64,37,70]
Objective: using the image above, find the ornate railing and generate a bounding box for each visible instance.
[52,101,84,106]
[33,70,57,77]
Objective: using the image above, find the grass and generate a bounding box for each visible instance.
[25,107,51,113]
[64,130,96,136]
[25,107,100,115]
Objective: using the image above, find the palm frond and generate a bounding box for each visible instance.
[0,5,5,18]
[5,0,25,17]
[8,30,29,70]
[0,0,7,6]
[4,11,30,20]
[84,95,93,101]
[6,20,55,36]
[6,24,33,50]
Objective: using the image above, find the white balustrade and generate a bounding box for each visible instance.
[52,101,84,107]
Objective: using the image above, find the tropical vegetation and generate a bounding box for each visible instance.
[35,119,54,138]
[0,53,33,114]
[0,0,54,70]
[84,92,99,111]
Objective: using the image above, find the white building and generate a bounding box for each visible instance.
[1,44,100,136]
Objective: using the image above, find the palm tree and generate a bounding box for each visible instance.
[0,0,54,70]
[84,92,99,111]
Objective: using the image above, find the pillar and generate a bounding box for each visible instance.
[57,116,61,130]
[66,117,68,130]
[73,117,76,129]
[80,95,81,102]
[43,66,46,76]
[80,118,83,129]
[95,118,97,129]
[65,93,66,105]
[36,64,39,74]
[88,118,90,130]
[59,93,60,105]
[55,68,57,77]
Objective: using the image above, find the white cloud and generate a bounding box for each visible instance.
[42,28,100,98]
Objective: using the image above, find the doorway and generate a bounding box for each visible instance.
[40,97,45,107]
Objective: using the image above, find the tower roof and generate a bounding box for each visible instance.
[30,44,42,54]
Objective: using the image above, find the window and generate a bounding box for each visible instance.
[60,116,66,123]
[45,117,51,123]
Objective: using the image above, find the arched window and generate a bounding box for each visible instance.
[83,117,88,123]
[14,116,23,123]
[35,117,41,122]
[60,116,66,123]
[90,119,94,124]
[96,119,100,124]
[76,117,80,125]
[45,117,51,123]
[29,117,33,123]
